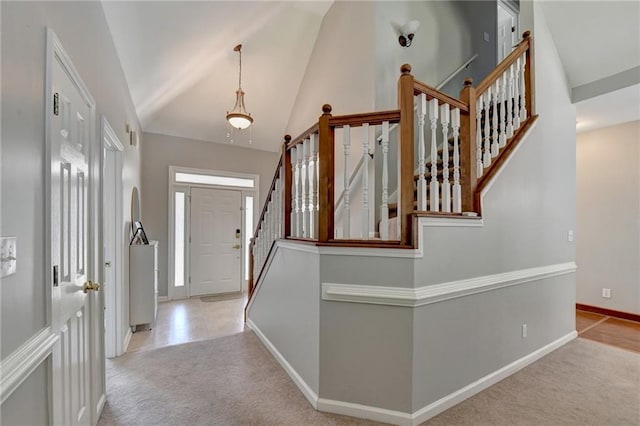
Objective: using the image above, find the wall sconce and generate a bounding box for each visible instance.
[398,20,420,47]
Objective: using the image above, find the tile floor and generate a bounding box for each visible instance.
[127,293,247,353]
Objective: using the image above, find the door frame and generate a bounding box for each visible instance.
[45,28,103,425]
[497,0,520,63]
[101,117,125,358]
[167,166,259,300]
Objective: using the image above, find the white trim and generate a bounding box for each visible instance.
[122,327,133,353]
[322,262,577,307]
[0,328,59,404]
[317,399,412,426]
[318,245,421,258]
[102,117,125,151]
[277,240,319,254]
[418,216,484,227]
[317,331,576,426]
[246,319,318,409]
[157,296,169,303]
[95,394,107,421]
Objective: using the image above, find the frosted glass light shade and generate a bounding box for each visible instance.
[226,89,253,130]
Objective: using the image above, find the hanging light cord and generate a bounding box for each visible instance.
[238,47,242,89]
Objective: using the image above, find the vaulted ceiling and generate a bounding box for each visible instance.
[102,1,333,152]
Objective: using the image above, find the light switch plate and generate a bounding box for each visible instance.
[1,237,17,277]
[484,32,490,42]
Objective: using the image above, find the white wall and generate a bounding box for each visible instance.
[140,132,280,297]
[576,121,640,314]
[1,0,142,420]
[286,1,376,138]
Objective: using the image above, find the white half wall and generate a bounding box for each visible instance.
[576,120,640,314]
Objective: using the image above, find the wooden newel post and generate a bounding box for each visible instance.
[398,64,415,246]
[523,30,535,116]
[459,78,478,213]
[317,104,335,242]
[282,135,293,238]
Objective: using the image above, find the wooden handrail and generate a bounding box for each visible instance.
[329,110,401,128]
[252,154,283,241]
[475,33,531,95]
[288,123,319,149]
[413,81,469,112]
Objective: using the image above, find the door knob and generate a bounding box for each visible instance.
[232,244,241,249]
[105,261,111,267]
[83,281,101,293]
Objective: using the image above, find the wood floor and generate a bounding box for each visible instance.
[576,309,640,353]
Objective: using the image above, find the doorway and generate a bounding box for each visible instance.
[497,2,519,63]
[101,117,124,358]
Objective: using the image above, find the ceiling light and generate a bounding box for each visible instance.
[226,44,253,130]
[398,20,420,47]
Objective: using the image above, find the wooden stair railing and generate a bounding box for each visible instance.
[247,31,536,308]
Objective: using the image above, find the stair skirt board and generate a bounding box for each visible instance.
[247,316,576,426]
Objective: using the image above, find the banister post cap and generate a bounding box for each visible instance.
[523,30,531,38]
[322,104,332,114]
[400,64,412,74]
[284,134,292,143]
[463,78,473,87]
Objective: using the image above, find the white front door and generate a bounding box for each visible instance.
[48,31,98,426]
[190,188,242,296]
[497,3,519,62]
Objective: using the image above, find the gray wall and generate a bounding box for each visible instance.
[576,121,640,314]
[140,131,279,297]
[247,246,320,394]
[1,0,142,417]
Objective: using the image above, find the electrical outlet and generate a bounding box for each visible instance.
[602,288,611,299]
[522,324,527,338]
[0,237,17,278]
[567,230,574,242]
[483,32,490,42]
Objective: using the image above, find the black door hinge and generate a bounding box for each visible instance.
[53,93,59,116]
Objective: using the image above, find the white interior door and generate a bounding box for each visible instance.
[190,188,242,296]
[498,3,519,62]
[48,31,98,426]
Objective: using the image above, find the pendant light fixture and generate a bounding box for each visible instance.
[226,44,253,130]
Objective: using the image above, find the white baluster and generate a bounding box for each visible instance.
[476,96,483,178]
[380,121,390,240]
[296,146,304,238]
[417,93,427,211]
[290,147,298,237]
[451,108,461,213]
[507,65,514,138]
[483,89,492,168]
[310,134,318,239]
[499,73,507,148]
[362,123,370,239]
[302,138,311,238]
[274,179,280,239]
[429,98,440,212]
[440,103,451,213]
[491,80,499,157]
[519,54,527,122]
[342,125,351,239]
[513,59,521,130]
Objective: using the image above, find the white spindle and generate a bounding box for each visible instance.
[342,125,351,238]
[499,73,507,148]
[451,108,461,213]
[290,147,298,237]
[310,133,318,239]
[483,89,492,168]
[380,121,390,240]
[476,96,483,178]
[362,123,370,239]
[417,94,428,210]
[519,54,527,122]
[296,146,304,237]
[440,103,451,213]
[507,64,514,138]
[491,80,499,157]
[302,139,311,238]
[429,98,439,212]
[513,59,521,130]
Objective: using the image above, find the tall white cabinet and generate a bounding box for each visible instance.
[129,241,158,331]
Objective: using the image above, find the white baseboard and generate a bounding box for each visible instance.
[308,331,576,426]
[412,330,577,424]
[122,327,133,353]
[157,296,169,302]
[246,319,319,409]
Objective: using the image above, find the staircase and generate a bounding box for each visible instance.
[248,31,537,299]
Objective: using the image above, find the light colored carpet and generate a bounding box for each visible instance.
[99,333,640,426]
